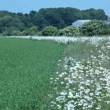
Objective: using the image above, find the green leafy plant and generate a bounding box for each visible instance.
[80,20,105,36]
[41,26,58,36]
[59,26,81,36]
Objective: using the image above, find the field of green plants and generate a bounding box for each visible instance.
[0,38,110,110]
[0,39,65,110]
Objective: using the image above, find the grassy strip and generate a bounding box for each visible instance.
[50,41,110,110]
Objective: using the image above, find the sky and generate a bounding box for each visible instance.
[0,0,109,16]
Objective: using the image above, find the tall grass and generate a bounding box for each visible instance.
[50,41,110,110]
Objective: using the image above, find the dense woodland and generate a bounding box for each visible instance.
[0,7,109,36]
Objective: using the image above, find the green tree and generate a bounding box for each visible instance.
[0,8,108,36]
[59,26,80,36]
[41,26,58,36]
[82,9,108,20]
[101,26,110,35]
[21,26,38,35]
[29,12,49,30]
[80,20,105,36]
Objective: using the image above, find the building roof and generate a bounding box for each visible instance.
[72,20,91,28]
[103,20,110,25]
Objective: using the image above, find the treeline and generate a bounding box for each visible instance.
[40,20,110,36]
[0,7,108,36]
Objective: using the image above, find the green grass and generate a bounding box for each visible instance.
[0,39,65,110]
[64,41,96,60]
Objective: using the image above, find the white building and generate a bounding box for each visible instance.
[72,20,91,28]
[103,18,110,25]
[72,19,110,28]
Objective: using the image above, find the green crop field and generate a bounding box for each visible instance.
[0,39,65,110]
[0,38,110,110]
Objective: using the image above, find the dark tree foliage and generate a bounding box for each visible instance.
[0,8,108,36]
[82,9,108,20]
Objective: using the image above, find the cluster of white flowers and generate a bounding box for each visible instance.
[49,42,110,110]
[7,36,110,44]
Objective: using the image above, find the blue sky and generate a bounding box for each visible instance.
[0,0,110,16]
